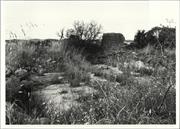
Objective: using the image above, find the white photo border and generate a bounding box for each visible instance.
[1,1,179,129]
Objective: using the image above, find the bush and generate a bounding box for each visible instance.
[134,30,147,48]
[59,42,92,85]
[133,26,176,49]
[6,41,36,72]
[6,75,21,102]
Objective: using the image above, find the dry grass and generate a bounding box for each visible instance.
[5,39,176,124]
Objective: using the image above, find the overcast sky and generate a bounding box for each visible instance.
[3,1,179,40]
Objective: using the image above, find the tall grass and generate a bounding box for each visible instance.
[98,45,176,124]
[6,40,93,124]
[5,39,176,124]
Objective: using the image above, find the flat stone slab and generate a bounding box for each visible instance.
[30,72,65,86]
[93,64,123,78]
[32,83,97,112]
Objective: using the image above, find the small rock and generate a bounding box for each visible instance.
[15,68,28,78]
[108,66,123,74]
[46,58,52,62]
[93,64,123,79]
[130,71,140,76]
[31,117,51,124]
[58,76,64,80]
[84,122,90,125]
[132,52,137,55]
[134,60,145,70]
[38,68,44,75]
[38,117,51,124]
[96,118,113,124]
[72,86,98,96]
[52,61,56,63]
[158,66,166,72]
[124,60,154,71]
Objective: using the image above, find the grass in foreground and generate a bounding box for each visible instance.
[6,40,176,124]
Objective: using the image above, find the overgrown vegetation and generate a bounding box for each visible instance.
[5,21,176,124]
[133,25,175,50]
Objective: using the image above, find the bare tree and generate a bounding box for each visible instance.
[73,21,86,39]
[85,21,102,40]
[66,20,102,40]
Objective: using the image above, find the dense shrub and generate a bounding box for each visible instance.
[64,36,103,63]
[134,30,147,48]
[6,42,36,72]
[134,26,176,49]
[57,20,104,63]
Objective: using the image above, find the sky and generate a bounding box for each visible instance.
[3,1,179,40]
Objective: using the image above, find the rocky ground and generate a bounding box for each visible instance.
[6,59,157,124]
[5,40,176,124]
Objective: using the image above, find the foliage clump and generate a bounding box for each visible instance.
[133,25,175,49]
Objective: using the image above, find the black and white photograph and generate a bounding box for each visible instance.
[0,0,179,128]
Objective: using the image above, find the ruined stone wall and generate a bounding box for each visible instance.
[101,33,125,53]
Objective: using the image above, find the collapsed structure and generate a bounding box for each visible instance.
[101,33,125,53]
